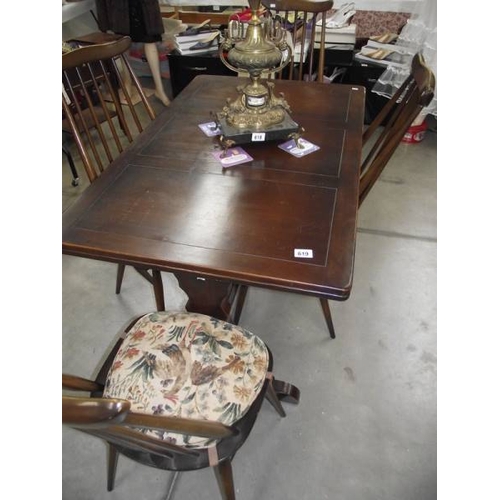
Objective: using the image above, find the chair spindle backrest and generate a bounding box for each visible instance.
[359,52,435,206]
[62,36,155,183]
[262,0,333,82]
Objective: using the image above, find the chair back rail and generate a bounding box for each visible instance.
[62,394,237,464]
[88,427,201,458]
[63,382,236,439]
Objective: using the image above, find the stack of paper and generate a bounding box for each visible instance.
[314,23,356,46]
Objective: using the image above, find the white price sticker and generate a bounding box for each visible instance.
[252,132,266,142]
[294,249,314,258]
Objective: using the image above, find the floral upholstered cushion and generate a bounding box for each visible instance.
[103,311,269,449]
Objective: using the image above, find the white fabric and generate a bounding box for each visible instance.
[372,0,437,118]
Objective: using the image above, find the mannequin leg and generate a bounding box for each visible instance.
[110,54,139,103]
[119,57,133,98]
[143,42,171,106]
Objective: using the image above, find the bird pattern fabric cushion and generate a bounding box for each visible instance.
[103,311,269,449]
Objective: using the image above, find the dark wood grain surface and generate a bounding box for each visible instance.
[63,75,365,302]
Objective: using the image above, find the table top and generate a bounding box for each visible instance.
[62,75,365,301]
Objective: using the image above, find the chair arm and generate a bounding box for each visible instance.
[63,396,131,428]
[62,374,104,392]
[125,412,238,439]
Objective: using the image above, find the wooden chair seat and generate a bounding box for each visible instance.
[63,311,293,499]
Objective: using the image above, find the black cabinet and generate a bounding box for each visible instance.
[168,52,235,98]
[168,50,387,124]
[343,61,386,124]
[314,50,387,124]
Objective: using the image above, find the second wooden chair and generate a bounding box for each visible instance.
[262,0,334,82]
[62,35,166,310]
[63,311,298,499]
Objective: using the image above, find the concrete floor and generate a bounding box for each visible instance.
[62,92,437,500]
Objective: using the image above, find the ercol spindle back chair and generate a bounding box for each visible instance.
[232,52,436,339]
[357,52,435,204]
[63,311,297,500]
[62,36,166,310]
[261,0,333,82]
[62,35,156,182]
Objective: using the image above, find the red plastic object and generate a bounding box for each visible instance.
[402,121,428,144]
[229,8,265,22]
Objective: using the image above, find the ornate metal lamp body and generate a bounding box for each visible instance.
[216,0,301,145]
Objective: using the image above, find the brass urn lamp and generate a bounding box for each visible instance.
[216,0,302,146]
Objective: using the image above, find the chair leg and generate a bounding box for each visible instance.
[319,298,336,339]
[152,270,165,311]
[131,268,166,311]
[265,378,286,417]
[115,264,126,294]
[272,379,301,405]
[163,471,181,500]
[233,287,336,339]
[231,285,248,325]
[213,459,236,500]
[107,444,118,492]
[62,144,80,186]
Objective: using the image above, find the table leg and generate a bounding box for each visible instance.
[174,271,235,321]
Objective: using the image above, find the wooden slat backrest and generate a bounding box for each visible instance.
[262,0,333,82]
[62,36,156,183]
[358,52,435,206]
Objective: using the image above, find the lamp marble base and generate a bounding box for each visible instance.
[217,111,301,147]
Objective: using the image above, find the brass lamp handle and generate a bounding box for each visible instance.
[218,42,292,76]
